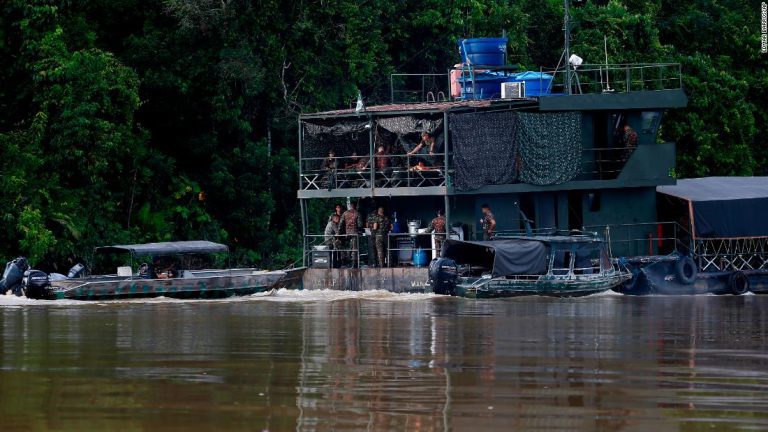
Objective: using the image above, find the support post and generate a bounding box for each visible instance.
[444,195,451,248]
[298,119,304,189]
[300,198,307,267]
[443,111,450,187]
[369,116,375,193]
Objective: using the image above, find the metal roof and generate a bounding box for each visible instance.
[300,98,538,119]
[96,241,229,256]
[658,177,768,202]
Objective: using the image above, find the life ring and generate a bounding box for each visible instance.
[674,256,697,285]
[728,271,750,295]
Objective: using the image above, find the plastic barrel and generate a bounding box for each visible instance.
[513,71,554,96]
[458,38,508,66]
[412,249,428,267]
[458,73,508,99]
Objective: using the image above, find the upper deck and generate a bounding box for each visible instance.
[298,63,687,200]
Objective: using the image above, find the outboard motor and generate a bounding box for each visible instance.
[22,270,51,299]
[428,257,459,296]
[0,257,30,296]
[67,263,86,278]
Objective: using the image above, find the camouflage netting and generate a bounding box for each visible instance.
[450,111,518,191]
[302,120,370,161]
[450,111,582,190]
[516,111,582,185]
[302,115,444,170]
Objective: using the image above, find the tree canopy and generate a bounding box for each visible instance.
[0,0,765,269]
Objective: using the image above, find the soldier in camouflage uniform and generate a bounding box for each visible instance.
[366,209,378,266]
[372,206,391,267]
[341,202,363,266]
[426,209,447,256]
[480,203,496,240]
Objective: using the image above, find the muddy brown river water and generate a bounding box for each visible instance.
[1,290,767,431]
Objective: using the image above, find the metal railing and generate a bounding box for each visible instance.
[390,73,450,104]
[579,147,634,180]
[693,237,768,272]
[542,63,682,95]
[584,222,689,258]
[387,232,442,267]
[299,145,643,191]
[304,234,368,269]
[303,232,443,268]
[300,153,449,191]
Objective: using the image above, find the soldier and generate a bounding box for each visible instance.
[372,206,391,267]
[324,214,342,249]
[480,203,496,240]
[366,206,378,266]
[426,209,447,255]
[322,149,338,190]
[324,213,342,268]
[329,203,344,222]
[621,123,639,160]
[341,202,363,266]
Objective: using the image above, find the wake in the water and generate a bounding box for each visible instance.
[0,288,445,307]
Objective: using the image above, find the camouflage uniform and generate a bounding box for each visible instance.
[366,213,377,266]
[341,208,363,265]
[622,126,638,160]
[426,215,447,255]
[372,214,391,267]
[482,211,496,240]
[323,219,342,251]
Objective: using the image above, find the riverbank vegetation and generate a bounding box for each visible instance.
[1,0,764,269]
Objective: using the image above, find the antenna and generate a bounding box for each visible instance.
[603,36,613,92]
[563,0,572,95]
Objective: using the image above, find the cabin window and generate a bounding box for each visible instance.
[640,111,661,135]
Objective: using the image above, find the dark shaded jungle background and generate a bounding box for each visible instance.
[1,0,765,269]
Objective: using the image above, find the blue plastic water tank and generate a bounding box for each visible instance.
[412,249,428,267]
[513,71,554,96]
[458,72,508,99]
[458,38,508,66]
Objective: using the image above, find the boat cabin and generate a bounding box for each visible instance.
[298,62,688,269]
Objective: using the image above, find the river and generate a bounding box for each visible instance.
[1,290,767,431]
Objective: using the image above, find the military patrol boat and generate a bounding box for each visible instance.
[12,241,288,300]
[429,232,631,298]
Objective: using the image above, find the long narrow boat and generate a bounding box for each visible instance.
[17,241,289,300]
[429,233,631,298]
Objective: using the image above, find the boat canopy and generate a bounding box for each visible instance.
[95,241,229,256]
[658,177,768,238]
[442,239,549,277]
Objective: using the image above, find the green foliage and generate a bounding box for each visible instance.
[0,0,765,269]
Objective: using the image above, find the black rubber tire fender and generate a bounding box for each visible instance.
[674,256,697,285]
[728,271,750,295]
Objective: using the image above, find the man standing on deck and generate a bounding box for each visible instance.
[426,209,447,255]
[371,206,391,267]
[324,214,342,250]
[366,204,378,266]
[329,203,343,222]
[341,202,363,266]
[480,204,496,240]
[621,123,638,160]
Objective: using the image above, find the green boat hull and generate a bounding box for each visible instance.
[44,269,287,301]
[454,272,631,299]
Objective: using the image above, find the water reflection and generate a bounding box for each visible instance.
[0,294,767,431]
